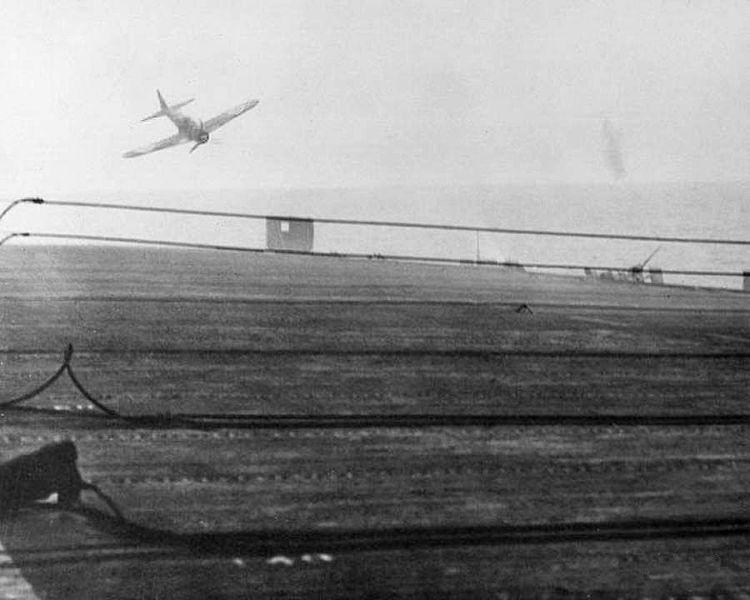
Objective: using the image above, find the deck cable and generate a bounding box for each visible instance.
[18,503,750,561]
[1,345,748,429]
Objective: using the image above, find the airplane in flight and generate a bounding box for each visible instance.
[123,90,259,158]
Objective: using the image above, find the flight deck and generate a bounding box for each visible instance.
[0,245,748,599]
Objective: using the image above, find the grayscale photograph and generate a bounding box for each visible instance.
[0,1,748,598]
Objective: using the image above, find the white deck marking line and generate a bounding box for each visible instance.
[0,540,40,600]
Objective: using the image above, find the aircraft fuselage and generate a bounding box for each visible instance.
[167,111,209,144]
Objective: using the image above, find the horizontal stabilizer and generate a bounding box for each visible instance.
[140,98,195,122]
[141,110,168,122]
[170,98,195,112]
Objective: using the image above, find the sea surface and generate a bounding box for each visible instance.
[3,182,749,289]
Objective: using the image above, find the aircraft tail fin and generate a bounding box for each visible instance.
[157,89,168,110]
[140,90,195,122]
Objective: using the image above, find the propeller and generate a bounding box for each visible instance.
[189,120,210,153]
[189,138,225,153]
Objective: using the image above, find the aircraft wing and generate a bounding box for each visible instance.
[123,133,187,158]
[203,99,259,133]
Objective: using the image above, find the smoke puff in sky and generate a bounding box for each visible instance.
[0,0,749,196]
[601,119,626,180]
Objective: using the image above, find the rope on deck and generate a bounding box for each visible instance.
[1,344,749,429]
[0,344,171,426]
[2,196,749,245]
[0,344,72,409]
[22,504,750,560]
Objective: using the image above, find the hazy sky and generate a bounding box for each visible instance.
[1,0,749,195]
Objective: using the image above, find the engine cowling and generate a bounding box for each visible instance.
[196,120,209,144]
